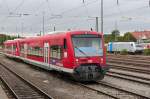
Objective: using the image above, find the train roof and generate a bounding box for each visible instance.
[4,30,102,44]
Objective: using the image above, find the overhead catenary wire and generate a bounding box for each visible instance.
[26,5,149,34]
[16,0,148,31]
[3,0,10,14]
[1,0,150,34]
[0,0,25,23]
[11,0,25,14]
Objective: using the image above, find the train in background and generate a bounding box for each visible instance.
[107,42,144,53]
[138,43,150,49]
[4,31,109,81]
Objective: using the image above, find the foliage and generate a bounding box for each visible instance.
[117,36,124,42]
[104,31,137,43]
[111,29,120,41]
[120,49,128,55]
[0,34,19,45]
[104,30,120,43]
[104,34,112,43]
[111,29,120,37]
[143,49,150,55]
[123,32,136,42]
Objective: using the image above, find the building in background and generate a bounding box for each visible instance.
[131,31,150,43]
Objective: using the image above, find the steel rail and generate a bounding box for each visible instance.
[106,73,150,86]
[76,83,119,99]
[0,63,53,99]
[107,57,150,64]
[107,59,150,67]
[109,64,150,74]
[108,71,150,81]
[107,54,150,60]
[97,81,150,99]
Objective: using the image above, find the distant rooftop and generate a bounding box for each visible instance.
[131,31,150,40]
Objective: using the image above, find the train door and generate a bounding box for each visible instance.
[11,44,13,55]
[44,42,49,64]
[24,43,28,58]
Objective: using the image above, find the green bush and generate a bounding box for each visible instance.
[120,49,128,55]
[143,49,150,55]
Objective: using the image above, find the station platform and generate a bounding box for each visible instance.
[0,85,8,99]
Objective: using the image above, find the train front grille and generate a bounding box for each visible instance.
[74,64,104,81]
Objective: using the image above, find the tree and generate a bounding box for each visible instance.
[117,36,124,42]
[123,32,136,42]
[111,29,120,41]
[0,34,20,45]
[104,34,112,43]
[111,29,120,36]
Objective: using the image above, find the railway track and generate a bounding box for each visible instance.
[0,53,149,99]
[96,81,150,99]
[76,81,150,99]
[108,63,150,74]
[107,57,150,64]
[0,63,53,99]
[107,71,150,85]
[76,83,118,99]
[107,58,150,68]
[107,54,150,61]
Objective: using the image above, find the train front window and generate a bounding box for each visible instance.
[72,34,103,57]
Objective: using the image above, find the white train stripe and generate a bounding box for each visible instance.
[4,53,74,73]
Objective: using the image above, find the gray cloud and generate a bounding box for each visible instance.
[0,0,150,36]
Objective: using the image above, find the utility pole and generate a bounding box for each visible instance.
[42,12,45,35]
[16,25,18,33]
[82,0,85,3]
[54,26,56,31]
[96,17,99,32]
[101,0,103,34]
[115,20,118,30]
[21,22,23,37]
[115,20,118,41]
[117,0,119,5]
[16,25,18,38]
[40,31,42,36]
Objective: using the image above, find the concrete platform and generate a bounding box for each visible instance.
[0,84,9,99]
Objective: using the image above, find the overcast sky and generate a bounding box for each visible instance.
[0,0,150,36]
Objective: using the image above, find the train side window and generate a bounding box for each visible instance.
[6,45,11,51]
[27,46,43,57]
[20,44,24,53]
[64,39,67,49]
[13,44,17,51]
[50,45,62,59]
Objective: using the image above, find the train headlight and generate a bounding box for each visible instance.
[64,52,67,58]
[76,59,79,62]
[88,60,93,63]
[101,58,103,63]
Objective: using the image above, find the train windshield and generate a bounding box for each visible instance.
[72,34,103,57]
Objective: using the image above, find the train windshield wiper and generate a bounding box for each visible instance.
[74,46,88,57]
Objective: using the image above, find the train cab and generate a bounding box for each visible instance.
[65,31,108,81]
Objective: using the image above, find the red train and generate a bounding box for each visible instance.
[4,31,109,81]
